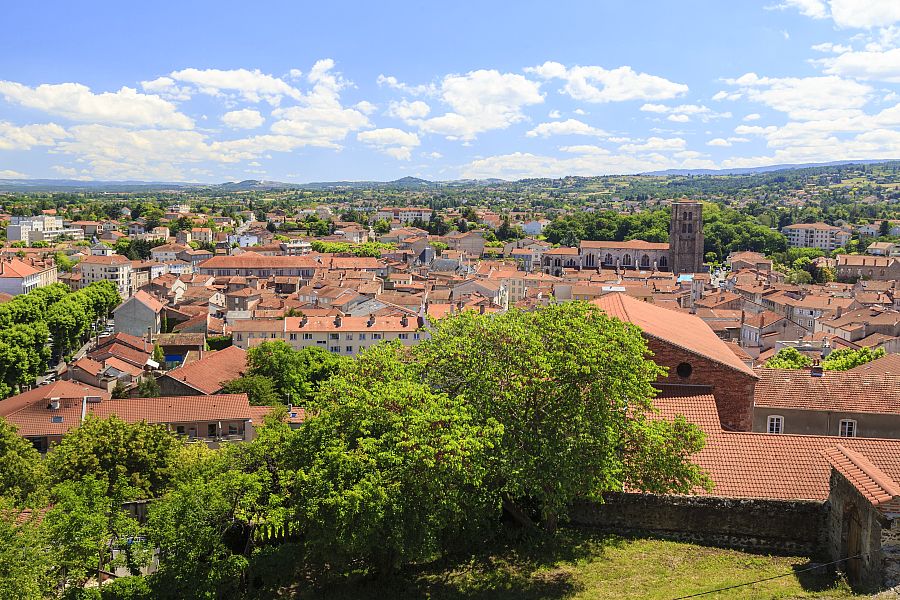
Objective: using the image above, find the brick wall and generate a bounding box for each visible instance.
[570,493,826,556]
[646,336,757,431]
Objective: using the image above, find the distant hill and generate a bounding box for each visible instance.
[641,159,899,176]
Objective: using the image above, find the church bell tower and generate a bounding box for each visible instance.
[669,200,704,275]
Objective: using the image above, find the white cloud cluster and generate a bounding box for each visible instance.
[0,82,193,129]
[526,119,608,138]
[526,61,688,103]
[221,109,264,130]
[639,103,731,122]
[724,72,872,120]
[412,69,544,140]
[0,121,69,150]
[780,0,900,28]
[387,99,431,121]
[143,68,302,105]
[357,127,420,160]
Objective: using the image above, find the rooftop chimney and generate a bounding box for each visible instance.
[367,313,375,327]
[48,397,60,411]
[400,314,409,327]
[416,315,425,328]
[334,314,342,327]
[810,364,824,377]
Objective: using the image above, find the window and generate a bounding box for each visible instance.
[236,333,242,341]
[839,419,857,437]
[372,333,382,340]
[359,333,366,341]
[228,424,238,436]
[207,424,217,437]
[345,333,353,340]
[289,333,297,341]
[675,362,693,378]
[176,425,185,435]
[303,333,313,340]
[399,333,408,340]
[317,340,326,345]
[767,415,783,434]
[329,333,339,340]
[413,333,421,341]
[345,346,353,353]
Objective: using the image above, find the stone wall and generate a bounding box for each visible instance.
[646,336,757,431]
[570,493,826,556]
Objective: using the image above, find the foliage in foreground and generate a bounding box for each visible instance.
[0,302,712,598]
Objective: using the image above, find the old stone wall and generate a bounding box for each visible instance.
[570,493,826,556]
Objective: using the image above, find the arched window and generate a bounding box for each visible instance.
[623,254,632,266]
[604,253,613,265]
[554,258,561,267]
[659,256,668,269]
[640,254,650,268]
[584,253,595,267]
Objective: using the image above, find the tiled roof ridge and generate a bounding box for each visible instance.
[823,444,900,506]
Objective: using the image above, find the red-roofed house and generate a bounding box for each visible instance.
[113,290,164,338]
[157,346,247,396]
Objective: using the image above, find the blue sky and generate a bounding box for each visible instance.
[2,0,900,182]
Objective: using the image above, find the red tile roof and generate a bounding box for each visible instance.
[822,445,900,510]
[654,394,900,500]
[580,240,670,251]
[159,346,247,394]
[753,368,900,414]
[592,293,757,377]
[848,353,900,376]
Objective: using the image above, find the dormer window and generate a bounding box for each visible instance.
[839,419,857,438]
[767,415,783,434]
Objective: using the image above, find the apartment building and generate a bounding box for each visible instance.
[781,222,851,250]
[0,257,57,295]
[231,313,428,356]
[78,254,133,297]
[373,207,433,224]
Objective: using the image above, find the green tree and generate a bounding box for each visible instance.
[821,346,885,371]
[0,419,47,506]
[372,219,391,235]
[414,302,709,530]
[44,477,144,590]
[46,416,180,499]
[0,499,51,600]
[221,375,280,406]
[295,343,502,573]
[152,344,164,364]
[245,341,346,405]
[135,376,160,398]
[765,347,813,369]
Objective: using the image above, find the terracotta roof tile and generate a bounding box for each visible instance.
[822,445,900,508]
[753,368,900,414]
[592,293,757,377]
[159,346,247,394]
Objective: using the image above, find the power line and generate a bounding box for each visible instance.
[670,553,864,599]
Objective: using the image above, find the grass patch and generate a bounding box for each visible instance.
[291,529,860,600]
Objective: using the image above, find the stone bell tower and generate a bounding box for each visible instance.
[669,200,704,275]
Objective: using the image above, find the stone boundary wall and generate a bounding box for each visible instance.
[569,493,827,556]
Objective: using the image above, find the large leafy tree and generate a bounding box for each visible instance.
[43,476,144,590]
[821,346,885,371]
[46,416,180,500]
[413,302,710,529]
[0,499,51,600]
[293,344,502,573]
[221,374,280,406]
[245,341,346,405]
[0,419,47,506]
[765,347,813,370]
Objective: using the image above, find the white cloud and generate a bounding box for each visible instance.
[0,170,26,178]
[548,109,562,118]
[415,69,544,140]
[221,109,264,130]
[527,61,688,103]
[0,121,69,150]
[356,127,420,160]
[830,0,900,29]
[640,102,728,123]
[618,137,687,153]
[772,0,828,19]
[712,90,742,101]
[811,42,853,53]
[376,74,437,96]
[159,67,302,105]
[426,151,442,159]
[0,82,193,129]
[558,144,610,155]
[667,114,690,122]
[743,113,762,121]
[354,100,377,115]
[574,108,587,115]
[269,59,371,148]
[724,72,872,120]
[387,99,431,121]
[707,138,732,147]
[821,47,900,82]
[526,119,608,138]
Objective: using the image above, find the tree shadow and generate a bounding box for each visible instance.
[287,529,624,600]
[791,560,852,594]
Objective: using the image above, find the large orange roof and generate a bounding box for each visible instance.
[160,346,247,395]
[592,293,757,377]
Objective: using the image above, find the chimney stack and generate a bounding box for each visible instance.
[367,313,375,327]
[334,314,342,327]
